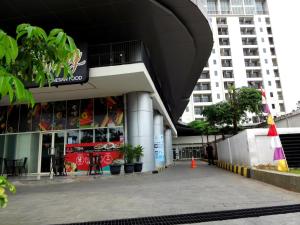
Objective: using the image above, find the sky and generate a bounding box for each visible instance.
[267,0,300,113]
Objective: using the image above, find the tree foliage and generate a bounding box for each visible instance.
[0,23,78,107]
[202,86,262,134]
[0,176,16,208]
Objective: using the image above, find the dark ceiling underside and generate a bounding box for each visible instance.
[0,0,213,123]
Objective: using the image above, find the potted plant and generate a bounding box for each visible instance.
[119,144,135,174]
[109,159,124,175]
[134,145,144,172]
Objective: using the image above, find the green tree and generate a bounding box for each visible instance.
[0,23,78,106]
[0,24,78,208]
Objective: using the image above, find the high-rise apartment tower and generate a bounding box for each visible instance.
[181,0,285,124]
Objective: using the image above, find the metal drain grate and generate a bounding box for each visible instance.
[57,204,300,225]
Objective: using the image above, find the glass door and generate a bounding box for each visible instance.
[40,132,65,173]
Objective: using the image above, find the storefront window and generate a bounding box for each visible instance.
[53,101,66,130]
[32,104,42,131]
[67,130,79,144]
[67,100,80,129]
[0,106,7,134]
[107,96,124,127]
[80,99,94,128]
[95,128,108,142]
[6,106,20,133]
[109,127,124,142]
[40,103,53,131]
[19,105,33,132]
[94,98,107,127]
[80,129,93,143]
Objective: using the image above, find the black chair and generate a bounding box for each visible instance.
[17,157,27,176]
[3,158,14,176]
[88,154,103,175]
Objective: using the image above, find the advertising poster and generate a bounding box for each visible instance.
[53,101,66,130]
[40,103,53,131]
[80,99,94,128]
[0,106,7,134]
[6,105,20,133]
[67,100,80,129]
[19,105,33,132]
[154,134,165,167]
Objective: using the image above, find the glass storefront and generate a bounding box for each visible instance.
[0,95,125,174]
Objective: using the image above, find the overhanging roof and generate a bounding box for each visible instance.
[0,0,213,122]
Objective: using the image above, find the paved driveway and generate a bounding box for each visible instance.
[1,161,300,225]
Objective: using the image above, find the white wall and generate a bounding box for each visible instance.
[217,128,300,167]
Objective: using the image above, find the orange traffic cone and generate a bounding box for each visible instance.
[191,156,197,169]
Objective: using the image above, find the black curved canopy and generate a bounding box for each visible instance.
[0,0,213,122]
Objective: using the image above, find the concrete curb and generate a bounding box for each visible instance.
[216,161,251,178]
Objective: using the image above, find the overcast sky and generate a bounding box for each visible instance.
[267,0,300,113]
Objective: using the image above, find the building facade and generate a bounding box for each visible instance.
[181,0,285,124]
[0,0,213,175]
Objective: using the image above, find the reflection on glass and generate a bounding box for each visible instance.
[40,103,53,131]
[53,101,66,130]
[80,99,93,128]
[109,127,124,142]
[95,128,108,142]
[67,100,80,129]
[94,98,107,127]
[32,104,42,131]
[19,105,33,132]
[80,129,93,143]
[107,96,124,127]
[0,106,7,134]
[67,130,79,144]
[7,105,20,133]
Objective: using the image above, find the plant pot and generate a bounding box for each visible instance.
[124,163,134,174]
[110,164,121,175]
[134,162,143,172]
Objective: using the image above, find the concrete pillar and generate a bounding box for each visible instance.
[153,113,165,168]
[127,92,154,172]
[164,129,173,166]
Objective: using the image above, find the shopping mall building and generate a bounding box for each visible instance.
[0,0,212,174]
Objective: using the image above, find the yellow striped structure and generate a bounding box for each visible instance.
[216,161,251,178]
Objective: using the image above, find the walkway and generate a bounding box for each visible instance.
[0,161,300,225]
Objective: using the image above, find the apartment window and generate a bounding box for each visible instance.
[240,27,256,35]
[272,58,278,66]
[216,82,219,87]
[214,71,218,76]
[217,17,227,25]
[242,37,257,45]
[261,37,264,42]
[263,48,266,53]
[272,104,275,109]
[194,82,211,91]
[223,70,234,78]
[248,81,262,89]
[264,59,268,64]
[200,71,210,79]
[267,27,272,35]
[194,94,212,103]
[224,81,235,90]
[194,106,205,115]
[266,70,270,75]
[265,17,271,25]
[274,69,279,77]
[219,38,230,46]
[268,81,272,86]
[269,37,274,45]
[222,59,232,67]
[245,58,260,67]
[218,27,228,35]
[213,60,217,64]
[279,103,285,112]
[260,27,263,32]
[243,48,259,56]
[220,48,231,56]
[185,106,189,112]
[212,49,216,54]
[277,92,283,100]
[270,92,273,97]
[276,80,281,88]
[239,17,254,25]
[246,69,262,78]
[258,17,261,22]
[217,94,221,99]
[270,48,276,55]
